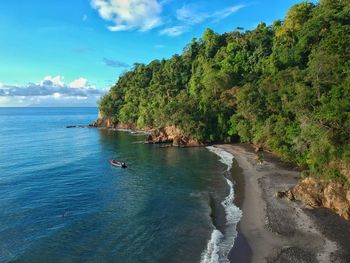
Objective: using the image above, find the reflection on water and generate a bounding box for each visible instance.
[0,108,229,263]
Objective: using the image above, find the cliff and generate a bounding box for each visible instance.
[145,126,204,147]
[92,115,139,130]
[279,177,350,220]
[93,115,202,147]
[277,159,350,220]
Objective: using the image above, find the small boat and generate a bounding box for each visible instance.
[110,160,127,168]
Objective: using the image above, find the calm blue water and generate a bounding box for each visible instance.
[0,108,237,263]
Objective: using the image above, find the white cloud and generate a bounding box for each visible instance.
[160,26,188,37]
[53,92,61,99]
[69,78,89,88]
[0,76,108,107]
[171,4,245,36]
[212,5,246,22]
[90,0,245,37]
[0,96,14,106]
[91,0,162,32]
[159,4,245,37]
[176,4,245,25]
[41,75,65,86]
[176,5,207,25]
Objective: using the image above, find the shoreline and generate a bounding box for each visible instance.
[202,146,243,263]
[215,144,350,263]
[66,125,152,135]
[73,123,350,262]
[228,157,251,263]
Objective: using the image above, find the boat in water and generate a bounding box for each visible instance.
[110,160,127,168]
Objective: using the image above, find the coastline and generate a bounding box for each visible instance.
[202,146,242,263]
[215,144,350,263]
[70,122,350,262]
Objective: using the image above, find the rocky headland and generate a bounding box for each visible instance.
[92,115,203,147]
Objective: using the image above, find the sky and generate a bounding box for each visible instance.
[0,0,317,107]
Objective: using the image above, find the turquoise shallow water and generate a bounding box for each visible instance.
[0,107,237,263]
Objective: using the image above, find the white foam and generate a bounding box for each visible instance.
[201,146,242,263]
[219,178,242,261]
[200,230,224,263]
[206,146,234,171]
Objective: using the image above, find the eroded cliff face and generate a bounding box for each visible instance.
[92,116,137,130]
[281,177,350,220]
[145,126,203,147]
[93,114,202,147]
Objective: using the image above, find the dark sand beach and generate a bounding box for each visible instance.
[217,144,350,263]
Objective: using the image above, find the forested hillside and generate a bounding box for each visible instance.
[99,0,350,183]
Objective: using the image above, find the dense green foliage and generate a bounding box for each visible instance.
[99,0,350,182]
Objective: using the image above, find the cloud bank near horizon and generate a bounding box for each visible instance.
[0,76,107,107]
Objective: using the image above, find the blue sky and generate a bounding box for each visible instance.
[0,0,316,106]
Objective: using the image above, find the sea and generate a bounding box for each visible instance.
[0,107,241,263]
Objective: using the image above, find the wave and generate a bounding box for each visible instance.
[201,146,242,263]
[206,146,234,171]
[200,230,223,263]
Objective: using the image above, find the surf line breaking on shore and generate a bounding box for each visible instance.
[201,146,242,263]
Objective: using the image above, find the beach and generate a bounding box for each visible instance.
[216,144,350,263]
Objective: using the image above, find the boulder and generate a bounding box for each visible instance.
[282,177,350,220]
[290,177,324,207]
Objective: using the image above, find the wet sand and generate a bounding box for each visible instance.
[216,144,350,263]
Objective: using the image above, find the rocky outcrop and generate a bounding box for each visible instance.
[93,113,203,147]
[93,117,119,128]
[66,125,91,128]
[91,116,138,130]
[279,177,350,220]
[145,126,203,147]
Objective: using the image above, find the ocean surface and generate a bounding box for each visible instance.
[0,107,241,263]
